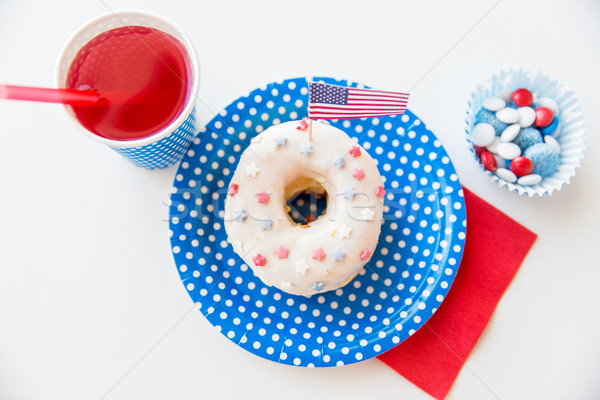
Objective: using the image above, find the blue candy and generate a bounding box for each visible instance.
[475,108,508,135]
[506,159,512,170]
[512,127,543,152]
[540,117,559,135]
[523,143,560,177]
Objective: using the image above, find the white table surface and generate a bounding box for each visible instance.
[1,0,599,399]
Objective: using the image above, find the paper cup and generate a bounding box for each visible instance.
[465,68,586,197]
[56,10,200,169]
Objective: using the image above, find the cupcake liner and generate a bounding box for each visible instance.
[465,68,586,197]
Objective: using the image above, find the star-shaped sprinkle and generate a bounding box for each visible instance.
[297,119,309,131]
[312,282,324,291]
[338,224,352,239]
[256,190,270,204]
[349,145,362,158]
[276,245,289,259]
[312,247,326,261]
[295,260,309,274]
[360,248,372,261]
[236,239,244,252]
[259,218,273,230]
[375,185,385,198]
[274,135,287,148]
[333,155,346,169]
[228,183,238,196]
[331,247,346,262]
[361,208,375,221]
[281,281,293,290]
[343,187,357,200]
[299,143,313,157]
[246,164,260,178]
[253,253,266,267]
[352,167,365,181]
[233,208,247,222]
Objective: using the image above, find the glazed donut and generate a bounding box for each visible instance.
[224,120,385,297]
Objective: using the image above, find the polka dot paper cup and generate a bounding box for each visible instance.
[55,10,200,169]
[465,68,586,197]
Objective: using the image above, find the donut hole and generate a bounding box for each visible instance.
[284,177,328,226]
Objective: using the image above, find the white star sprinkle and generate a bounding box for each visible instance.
[361,208,375,221]
[295,260,310,274]
[299,143,313,157]
[245,164,260,177]
[338,224,352,239]
[281,281,293,290]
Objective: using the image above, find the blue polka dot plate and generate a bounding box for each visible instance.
[169,77,466,367]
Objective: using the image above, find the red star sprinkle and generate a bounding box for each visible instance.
[352,168,365,181]
[256,190,270,204]
[228,183,238,196]
[276,245,289,259]
[349,146,362,158]
[305,214,316,223]
[297,119,309,131]
[312,247,326,261]
[360,248,372,261]
[253,253,266,267]
[376,185,385,198]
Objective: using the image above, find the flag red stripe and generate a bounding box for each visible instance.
[308,110,406,117]
[309,105,406,112]
[348,95,409,102]
[348,87,410,97]
[348,93,409,101]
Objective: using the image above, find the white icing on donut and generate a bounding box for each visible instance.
[224,120,384,297]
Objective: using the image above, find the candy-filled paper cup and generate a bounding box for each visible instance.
[56,10,200,169]
[465,69,585,197]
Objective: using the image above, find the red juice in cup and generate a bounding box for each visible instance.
[65,26,192,141]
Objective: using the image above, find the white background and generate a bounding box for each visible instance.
[1,1,599,399]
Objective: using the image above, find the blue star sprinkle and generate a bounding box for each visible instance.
[342,187,357,200]
[331,247,346,262]
[259,218,273,230]
[333,155,346,169]
[274,135,287,148]
[299,143,313,157]
[312,282,324,291]
[233,209,247,222]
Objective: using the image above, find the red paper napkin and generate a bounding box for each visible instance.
[377,188,537,399]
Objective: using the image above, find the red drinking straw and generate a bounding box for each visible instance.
[0,84,100,107]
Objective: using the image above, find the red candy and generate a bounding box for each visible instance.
[512,88,534,107]
[252,253,266,267]
[509,156,534,176]
[297,119,309,130]
[349,146,362,158]
[534,107,553,128]
[480,150,497,172]
[473,145,485,158]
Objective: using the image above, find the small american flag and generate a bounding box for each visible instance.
[308,82,409,119]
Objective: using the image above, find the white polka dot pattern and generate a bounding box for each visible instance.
[169,77,466,367]
[111,109,196,169]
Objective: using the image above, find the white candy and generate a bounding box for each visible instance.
[544,135,561,153]
[517,174,542,186]
[496,108,520,124]
[486,136,502,154]
[493,154,506,168]
[496,168,517,183]
[483,97,506,112]
[551,121,562,138]
[500,124,521,142]
[538,97,560,116]
[498,89,513,104]
[470,123,495,147]
[517,107,536,128]
[497,142,521,160]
